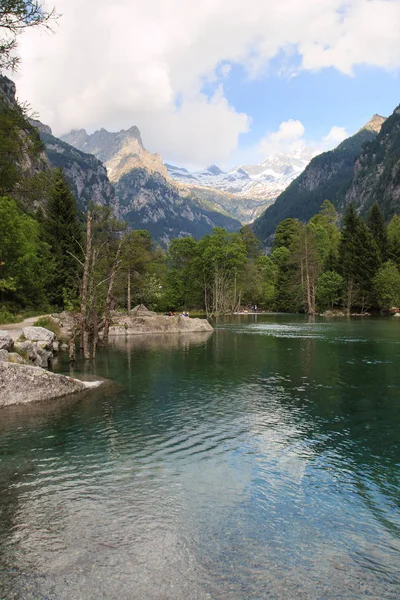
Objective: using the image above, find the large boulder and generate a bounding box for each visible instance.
[22,326,56,347]
[0,362,87,407]
[108,314,213,336]
[0,330,13,351]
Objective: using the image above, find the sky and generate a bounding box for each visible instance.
[12,0,400,170]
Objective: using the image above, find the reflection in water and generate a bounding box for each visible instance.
[108,331,213,352]
[0,316,399,599]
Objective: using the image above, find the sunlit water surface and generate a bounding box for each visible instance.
[0,315,400,599]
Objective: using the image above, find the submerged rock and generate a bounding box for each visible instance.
[0,362,87,407]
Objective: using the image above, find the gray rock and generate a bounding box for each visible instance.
[0,330,13,351]
[60,343,68,351]
[0,349,9,362]
[22,326,56,345]
[7,352,27,364]
[0,362,87,407]
[14,340,37,360]
[109,314,213,336]
[52,341,60,353]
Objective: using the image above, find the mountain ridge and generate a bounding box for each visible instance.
[252,114,387,246]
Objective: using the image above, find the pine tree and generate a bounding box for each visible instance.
[367,203,387,262]
[339,204,380,311]
[43,169,83,307]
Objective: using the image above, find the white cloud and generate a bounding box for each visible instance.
[12,0,400,166]
[255,119,349,162]
[322,126,348,147]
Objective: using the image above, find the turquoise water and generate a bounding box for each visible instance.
[0,315,400,599]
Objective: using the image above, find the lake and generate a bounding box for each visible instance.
[0,314,399,599]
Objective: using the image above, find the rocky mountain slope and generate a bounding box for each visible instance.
[252,115,386,245]
[0,76,50,208]
[32,122,119,213]
[345,108,400,217]
[62,126,241,243]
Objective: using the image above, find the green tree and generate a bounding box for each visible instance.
[367,203,387,262]
[339,204,380,311]
[387,215,400,268]
[43,169,83,307]
[0,195,52,307]
[373,261,400,311]
[273,218,302,251]
[316,271,344,310]
[165,236,200,310]
[196,228,247,315]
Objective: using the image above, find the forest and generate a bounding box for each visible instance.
[2,166,400,325]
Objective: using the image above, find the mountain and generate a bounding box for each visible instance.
[345,108,400,217]
[61,126,241,243]
[0,75,50,208]
[166,147,314,223]
[32,122,119,214]
[252,115,386,245]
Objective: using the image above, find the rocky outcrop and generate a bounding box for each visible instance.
[109,306,213,336]
[0,362,87,407]
[1,326,60,368]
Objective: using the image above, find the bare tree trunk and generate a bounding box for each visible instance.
[127,268,131,315]
[304,235,315,315]
[81,211,92,360]
[91,308,98,359]
[68,338,75,363]
[103,239,122,344]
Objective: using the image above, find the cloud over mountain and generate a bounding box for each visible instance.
[14,0,400,167]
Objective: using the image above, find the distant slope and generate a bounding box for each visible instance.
[115,168,241,245]
[252,115,385,244]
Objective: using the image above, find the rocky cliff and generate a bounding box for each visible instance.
[0,76,50,207]
[35,125,119,213]
[345,107,400,217]
[252,115,386,245]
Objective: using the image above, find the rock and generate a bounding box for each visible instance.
[0,330,13,351]
[394,313,400,318]
[14,340,36,360]
[130,304,158,317]
[0,349,9,362]
[0,362,87,407]
[53,341,60,353]
[22,326,56,345]
[321,310,346,317]
[60,343,68,351]
[109,313,213,336]
[7,352,27,364]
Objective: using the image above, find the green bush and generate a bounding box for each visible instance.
[0,306,19,324]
